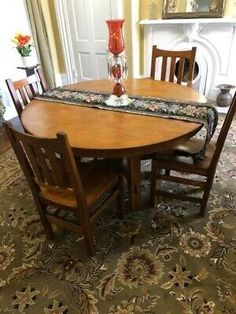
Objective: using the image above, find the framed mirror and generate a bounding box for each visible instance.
[162,0,225,19]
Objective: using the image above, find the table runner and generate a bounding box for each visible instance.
[36,87,218,161]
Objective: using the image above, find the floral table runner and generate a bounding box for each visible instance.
[36,87,218,161]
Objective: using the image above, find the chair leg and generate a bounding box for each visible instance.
[199,176,214,217]
[150,160,157,207]
[84,235,94,256]
[165,169,170,176]
[116,174,124,219]
[81,218,94,256]
[35,200,54,240]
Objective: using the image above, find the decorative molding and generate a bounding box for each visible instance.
[184,23,202,42]
[139,18,236,25]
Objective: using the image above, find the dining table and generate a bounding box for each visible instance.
[21,78,207,211]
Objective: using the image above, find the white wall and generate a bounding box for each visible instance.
[0,0,33,119]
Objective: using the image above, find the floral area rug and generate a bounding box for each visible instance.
[0,115,235,313]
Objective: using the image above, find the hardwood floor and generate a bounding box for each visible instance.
[0,117,22,154]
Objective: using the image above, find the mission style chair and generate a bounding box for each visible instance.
[150,92,236,217]
[138,45,197,165]
[150,45,197,87]
[5,66,48,119]
[4,123,124,255]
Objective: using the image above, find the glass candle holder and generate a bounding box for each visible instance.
[106,19,125,55]
[105,19,132,106]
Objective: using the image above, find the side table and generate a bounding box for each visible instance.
[17,64,40,77]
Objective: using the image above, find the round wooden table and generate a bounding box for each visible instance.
[21,78,206,210]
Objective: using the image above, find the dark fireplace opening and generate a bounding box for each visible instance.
[175,59,199,82]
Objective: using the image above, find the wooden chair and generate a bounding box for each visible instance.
[150,45,197,87]
[35,66,48,91]
[5,66,48,118]
[150,92,236,217]
[3,122,124,255]
[139,45,197,164]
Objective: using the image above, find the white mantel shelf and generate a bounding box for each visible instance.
[139,18,236,25]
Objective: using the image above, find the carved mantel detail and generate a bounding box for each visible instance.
[184,23,203,42]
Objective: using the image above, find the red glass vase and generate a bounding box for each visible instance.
[106,19,125,55]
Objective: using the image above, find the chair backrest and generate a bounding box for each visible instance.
[5,67,48,118]
[35,66,48,91]
[3,122,87,210]
[150,45,197,87]
[210,92,236,169]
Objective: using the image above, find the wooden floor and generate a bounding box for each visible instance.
[0,117,22,154]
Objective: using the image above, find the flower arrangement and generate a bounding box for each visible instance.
[12,33,33,57]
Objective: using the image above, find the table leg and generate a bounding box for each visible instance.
[127,156,141,211]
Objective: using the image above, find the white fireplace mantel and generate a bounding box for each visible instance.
[140,18,236,100]
[139,18,236,25]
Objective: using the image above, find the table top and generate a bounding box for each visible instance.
[21,79,206,157]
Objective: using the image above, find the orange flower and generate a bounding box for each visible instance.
[15,34,31,47]
[11,33,33,57]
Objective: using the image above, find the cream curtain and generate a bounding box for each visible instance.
[25,0,55,88]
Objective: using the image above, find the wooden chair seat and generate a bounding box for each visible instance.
[39,164,120,208]
[154,142,216,175]
[140,137,205,163]
[173,138,206,156]
[150,92,236,217]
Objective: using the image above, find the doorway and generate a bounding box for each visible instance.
[55,0,123,83]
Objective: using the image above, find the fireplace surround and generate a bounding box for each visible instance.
[140,18,236,100]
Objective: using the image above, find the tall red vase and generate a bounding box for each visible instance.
[106,19,125,55]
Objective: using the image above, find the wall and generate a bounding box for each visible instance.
[0,0,32,119]
[123,0,133,76]
[140,0,164,20]
[123,0,141,78]
[224,0,236,16]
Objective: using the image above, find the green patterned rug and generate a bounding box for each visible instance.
[0,115,235,313]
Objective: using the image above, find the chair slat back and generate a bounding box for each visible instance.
[211,93,236,168]
[5,67,48,118]
[3,123,87,209]
[150,45,197,87]
[35,67,48,92]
